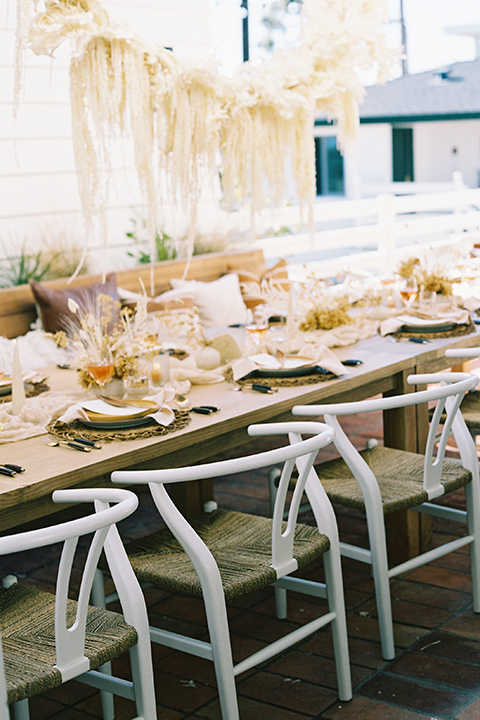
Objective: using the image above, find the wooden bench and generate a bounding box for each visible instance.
[0,248,267,338]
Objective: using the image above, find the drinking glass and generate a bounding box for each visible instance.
[399,276,418,310]
[86,347,115,390]
[245,306,268,348]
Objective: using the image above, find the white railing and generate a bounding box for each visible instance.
[251,184,480,274]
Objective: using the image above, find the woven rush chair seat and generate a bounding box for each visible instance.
[318,445,472,514]
[0,583,137,705]
[124,509,330,601]
[444,348,480,434]
[437,390,480,432]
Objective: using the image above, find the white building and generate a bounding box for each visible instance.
[314,55,480,199]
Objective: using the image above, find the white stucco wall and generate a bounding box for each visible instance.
[414,119,480,188]
[0,0,213,272]
[355,123,392,188]
[351,118,480,193]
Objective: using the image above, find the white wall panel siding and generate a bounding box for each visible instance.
[1,0,213,269]
[0,138,76,174]
[0,104,72,138]
[415,119,480,188]
[357,124,392,186]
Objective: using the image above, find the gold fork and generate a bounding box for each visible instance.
[41,436,91,452]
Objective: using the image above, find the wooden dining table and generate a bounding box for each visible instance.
[1,325,479,566]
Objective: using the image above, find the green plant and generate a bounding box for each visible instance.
[0,243,59,287]
[126,217,177,264]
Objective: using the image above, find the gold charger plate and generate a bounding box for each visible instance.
[82,398,159,422]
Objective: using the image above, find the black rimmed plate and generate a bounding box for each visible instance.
[78,416,156,430]
[0,380,12,397]
[249,365,333,379]
[397,315,455,333]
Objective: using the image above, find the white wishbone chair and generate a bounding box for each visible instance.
[292,372,480,661]
[94,421,352,720]
[444,347,480,440]
[0,488,156,720]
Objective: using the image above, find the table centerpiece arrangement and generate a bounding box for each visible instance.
[54,293,161,397]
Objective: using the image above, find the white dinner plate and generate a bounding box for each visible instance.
[248,354,314,370]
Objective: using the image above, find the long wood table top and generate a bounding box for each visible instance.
[1,327,479,532]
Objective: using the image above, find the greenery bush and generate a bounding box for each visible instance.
[0,243,58,287]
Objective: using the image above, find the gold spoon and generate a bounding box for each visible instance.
[174,394,191,409]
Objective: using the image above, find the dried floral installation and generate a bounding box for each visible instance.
[14,0,397,259]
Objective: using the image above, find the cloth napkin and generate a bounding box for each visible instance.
[168,356,226,396]
[54,387,177,427]
[461,297,480,314]
[0,390,90,443]
[269,316,379,351]
[231,344,347,381]
[380,308,471,336]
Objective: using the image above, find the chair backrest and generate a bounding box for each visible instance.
[293,372,479,501]
[0,488,141,708]
[445,347,480,361]
[112,422,335,579]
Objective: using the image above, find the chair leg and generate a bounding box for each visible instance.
[274,587,287,618]
[92,569,107,609]
[12,699,29,720]
[465,481,480,613]
[364,508,395,660]
[202,585,240,720]
[128,644,157,720]
[91,570,115,720]
[323,548,352,701]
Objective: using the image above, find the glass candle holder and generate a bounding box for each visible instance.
[125,355,150,397]
[149,352,170,389]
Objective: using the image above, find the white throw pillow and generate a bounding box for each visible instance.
[170,273,248,328]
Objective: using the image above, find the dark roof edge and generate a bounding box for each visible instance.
[315,113,480,126]
[360,113,480,123]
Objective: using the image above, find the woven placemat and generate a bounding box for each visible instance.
[0,381,50,404]
[392,321,476,340]
[225,367,337,388]
[47,409,191,443]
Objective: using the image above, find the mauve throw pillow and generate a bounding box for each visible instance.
[30,273,120,334]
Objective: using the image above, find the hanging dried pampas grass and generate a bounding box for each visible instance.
[15,0,398,260]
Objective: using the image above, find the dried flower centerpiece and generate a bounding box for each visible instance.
[54,293,157,392]
[297,279,353,332]
[397,256,454,297]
